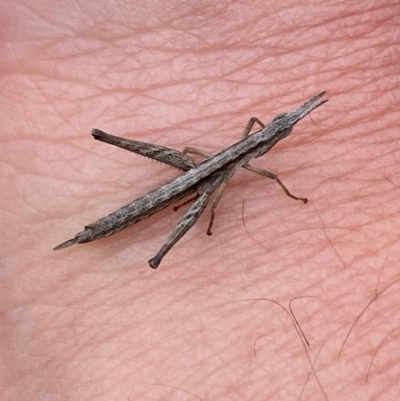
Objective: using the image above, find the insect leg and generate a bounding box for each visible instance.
[92,129,197,171]
[243,163,308,203]
[241,117,265,138]
[148,176,222,269]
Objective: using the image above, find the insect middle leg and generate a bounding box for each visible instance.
[205,167,237,235]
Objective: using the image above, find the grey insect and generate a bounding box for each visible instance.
[54,92,328,268]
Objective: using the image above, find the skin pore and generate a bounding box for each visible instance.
[2,1,400,400]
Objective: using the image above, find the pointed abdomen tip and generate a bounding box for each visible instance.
[53,238,77,251]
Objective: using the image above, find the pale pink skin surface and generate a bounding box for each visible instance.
[1,1,400,400]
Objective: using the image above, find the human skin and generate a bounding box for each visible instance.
[1,1,400,401]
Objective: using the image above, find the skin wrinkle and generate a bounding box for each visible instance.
[2,1,400,401]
